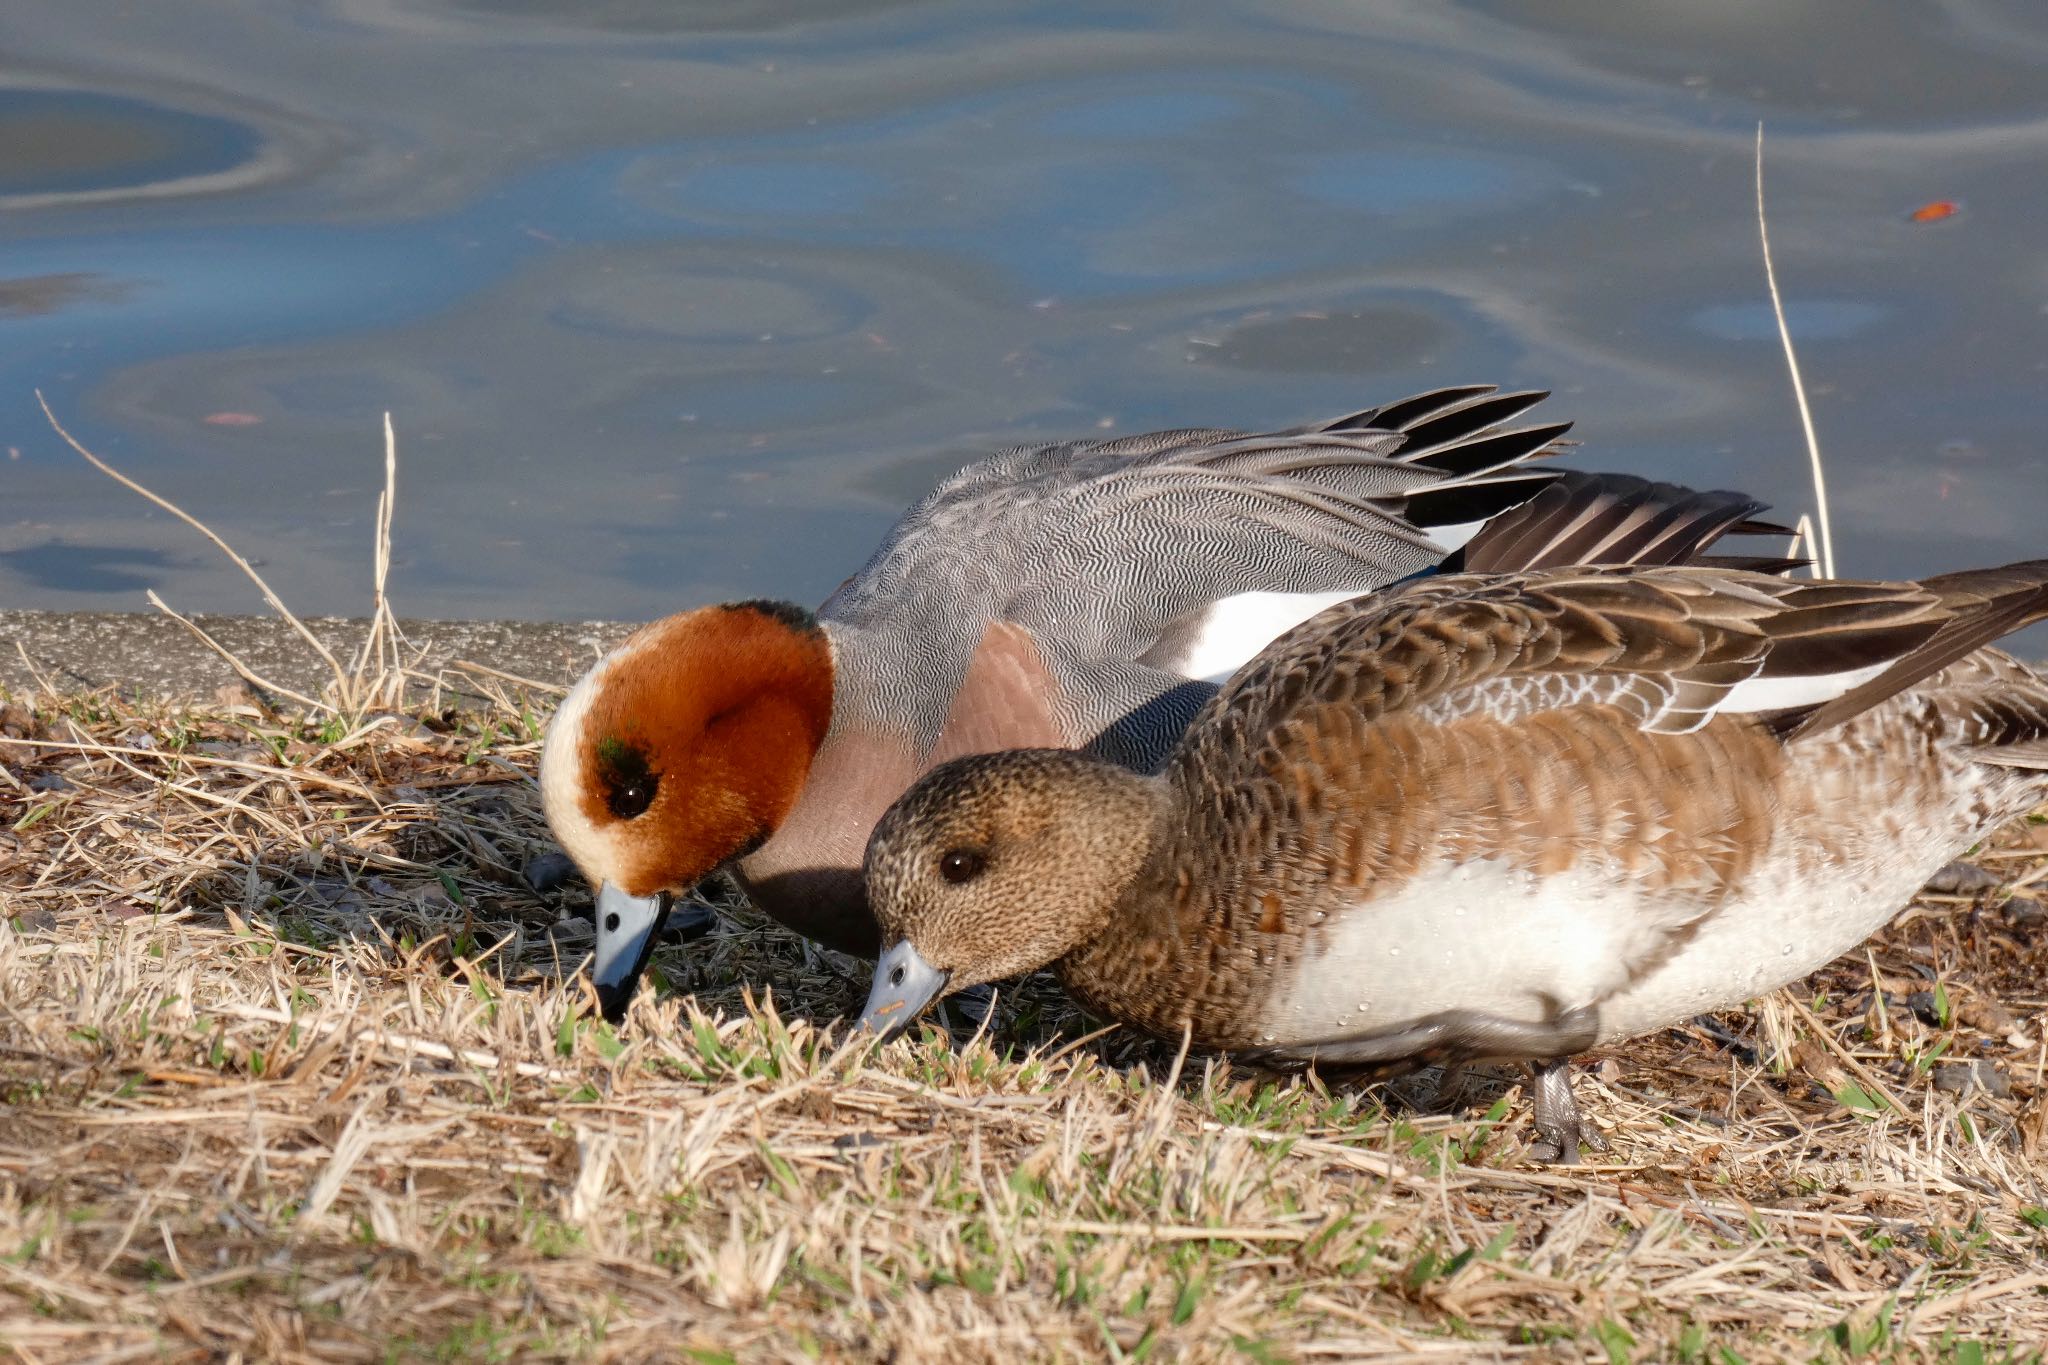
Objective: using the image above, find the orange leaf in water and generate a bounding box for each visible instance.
[202,412,264,426]
[1908,199,1962,224]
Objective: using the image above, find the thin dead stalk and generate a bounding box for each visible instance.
[345,412,408,710]
[38,390,355,699]
[38,393,412,719]
[1755,123,1836,578]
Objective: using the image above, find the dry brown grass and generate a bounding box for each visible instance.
[3,682,2047,1364]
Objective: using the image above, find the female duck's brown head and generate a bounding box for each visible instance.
[857,748,1161,1038]
[540,601,834,1020]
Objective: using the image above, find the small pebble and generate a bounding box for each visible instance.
[361,711,438,741]
[213,682,258,710]
[665,900,719,943]
[832,1133,888,1152]
[1905,991,1944,1027]
[1999,895,2047,928]
[1922,861,2003,896]
[6,909,59,935]
[523,851,578,895]
[1933,1060,2010,1099]
[545,916,592,947]
[0,704,38,767]
[195,741,265,761]
[1956,997,2018,1035]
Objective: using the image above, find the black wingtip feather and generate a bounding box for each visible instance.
[1317,385,1499,436]
[1394,391,1558,455]
[1404,422,1576,479]
[1384,472,1563,533]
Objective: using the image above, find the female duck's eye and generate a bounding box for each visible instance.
[938,848,985,884]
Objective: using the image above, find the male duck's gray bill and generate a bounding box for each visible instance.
[860,940,949,1040]
[592,884,673,1023]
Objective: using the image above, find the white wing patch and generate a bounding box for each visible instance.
[1420,517,1490,554]
[1711,660,1893,718]
[1171,589,1369,683]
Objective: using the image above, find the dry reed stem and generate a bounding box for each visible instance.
[1755,123,1837,580]
[37,396,410,721]
[343,412,409,712]
[36,392,355,703]
[4,687,2046,1361]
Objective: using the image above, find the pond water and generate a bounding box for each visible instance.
[6,0,2048,632]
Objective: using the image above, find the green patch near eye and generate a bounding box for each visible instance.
[594,736,660,819]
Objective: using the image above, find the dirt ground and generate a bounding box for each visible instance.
[3,681,2046,1362]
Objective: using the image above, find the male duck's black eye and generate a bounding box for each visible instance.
[596,737,659,820]
[938,848,985,884]
[609,775,657,819]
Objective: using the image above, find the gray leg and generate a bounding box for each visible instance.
[1526,1058,1608,1165]
[1238,1003,1599,1082]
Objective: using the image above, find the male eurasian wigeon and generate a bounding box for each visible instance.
[541,386,1785,1020]
[859,560,2048,1162]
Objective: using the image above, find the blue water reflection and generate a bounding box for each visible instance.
[2,0,2045,637]
[0,89,259,200]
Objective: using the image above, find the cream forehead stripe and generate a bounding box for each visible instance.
[540,646,623,882]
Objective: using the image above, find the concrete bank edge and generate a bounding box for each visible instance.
[1,610,638,703]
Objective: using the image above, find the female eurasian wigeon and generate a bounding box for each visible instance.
[858,560,2048,1162]
[540,386,1785,1020]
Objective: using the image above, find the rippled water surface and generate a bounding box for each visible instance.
[6,1,2048,622]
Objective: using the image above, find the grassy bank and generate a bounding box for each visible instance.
[3,685,2046,1362]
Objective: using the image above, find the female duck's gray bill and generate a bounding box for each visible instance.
[592,885,673,1023]
[859,940,949,1040]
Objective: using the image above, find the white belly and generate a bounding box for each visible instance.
[1258,857,1712,1046]
[1258,822,1977,1051]
[1594,839,1952,1042]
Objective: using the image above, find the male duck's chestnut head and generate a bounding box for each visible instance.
[540,601,835,1020]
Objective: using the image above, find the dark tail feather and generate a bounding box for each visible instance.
[1776,560,2048,741]
[1385,472,1570,543]
[1404,422,1576,479]
[1316,386,1551,446]
[1459,472,1784,574]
